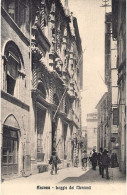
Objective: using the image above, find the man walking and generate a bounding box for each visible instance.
[97,147,103,175]
[49,151,60,175]
[91,149,98,170]
[101,148,110,179]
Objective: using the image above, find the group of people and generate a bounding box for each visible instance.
[90,148,110,179]
[49,148,117,178]
[82,148,112,179]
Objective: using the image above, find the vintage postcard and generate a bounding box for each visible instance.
[1,0,126,195]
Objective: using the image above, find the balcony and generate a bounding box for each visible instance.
[31,89,56,110]
[32,21,50,53]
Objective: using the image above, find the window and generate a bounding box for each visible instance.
[113,108,119,125]
[18,1,26,28]
[2,0,26,27]
[2,0,16,21]
[52,28,55,36]
[7,0,15,20]
[7,75,16,95]
[4,42,24,97]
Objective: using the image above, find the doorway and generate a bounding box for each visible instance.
[2,126,19,179]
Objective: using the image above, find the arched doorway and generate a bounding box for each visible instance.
[2,115,20,179]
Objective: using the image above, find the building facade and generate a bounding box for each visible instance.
[1,0,83,180]
[104,12,119,156]
[86,113,98,155]
[112,0,126,173]
[96,93,109,152]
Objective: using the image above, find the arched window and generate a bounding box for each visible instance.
[4,41,25,96]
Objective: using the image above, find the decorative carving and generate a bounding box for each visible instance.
[56,26,61,54]
[40,0,46,31]
[55,58,63,75]
[31,47,43,61]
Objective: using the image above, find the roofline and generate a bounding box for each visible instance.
[95,92,108,109]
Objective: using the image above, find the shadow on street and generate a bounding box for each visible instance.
[59,167,126,184]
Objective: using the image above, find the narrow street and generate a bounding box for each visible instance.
[1,165,126,195]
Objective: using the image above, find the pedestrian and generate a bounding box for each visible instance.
[101,148,110,179]
[49,151,60,175]
[88,151,92,167]
[82,151,87,170]
[74,155,79,167]
[97,147,103,175]
[91,149,98,170]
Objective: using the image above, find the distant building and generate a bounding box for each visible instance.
[86,113,98,154]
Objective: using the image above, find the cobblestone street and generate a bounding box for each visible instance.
[1,165,126,195]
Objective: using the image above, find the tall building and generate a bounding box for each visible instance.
[112,0,126,173]
[1,0,83,180]
[104,12,119,156]
[86,113,98,155]
[96,93,109,152]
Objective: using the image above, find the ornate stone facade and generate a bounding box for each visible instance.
[1,0,83,179]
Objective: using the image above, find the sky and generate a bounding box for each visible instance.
[68,0,110,126]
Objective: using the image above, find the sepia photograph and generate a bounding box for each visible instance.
[0,0,126,195]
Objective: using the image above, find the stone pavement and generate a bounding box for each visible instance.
[1,166,126,195]
[59,166,126,184]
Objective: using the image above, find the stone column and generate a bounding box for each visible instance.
[40,0,45,32]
